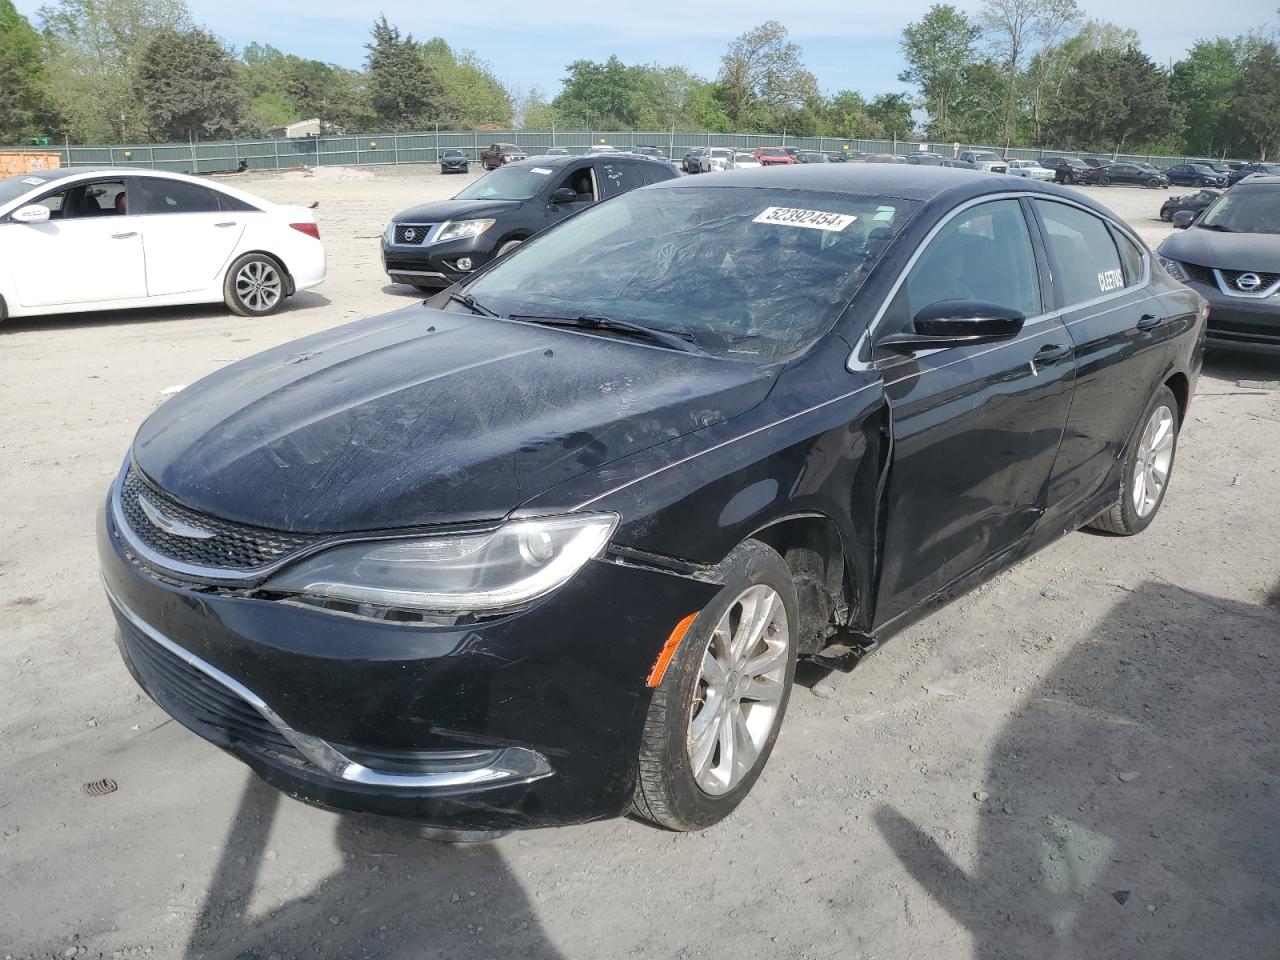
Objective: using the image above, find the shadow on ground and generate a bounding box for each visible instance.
[875,580,1280,958]
[0,292,332,335]
[183,778,563,960]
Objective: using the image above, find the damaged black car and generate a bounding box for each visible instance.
[100,167,1205,836]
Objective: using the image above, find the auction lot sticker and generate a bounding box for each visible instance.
[753,207,857,231]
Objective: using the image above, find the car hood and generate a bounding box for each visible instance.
[391,198,523,223]
[131,307,778,534]
[1158,228,1280,271]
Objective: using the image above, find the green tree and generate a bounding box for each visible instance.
[899,5,982,142]
[1170,38,1256,156]
[365,16,447,129]
[716,21,817,130]
[132,27,247,141]
[1230,41,1280,158]
[0,0,55,140]
[867,93,916,138]
[422,38,512,127]
[1047,46,1180,152]
[39,0,191,141]
[552,56,643,127]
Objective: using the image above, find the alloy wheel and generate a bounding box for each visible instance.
[235,260,282,313]
[687,584,790,796]
[1133,405,1175,517]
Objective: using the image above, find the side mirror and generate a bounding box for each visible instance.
[879,300,1026,353]
[550,187,578,206]
[12,204,50,224]
[1172,211,1194,229]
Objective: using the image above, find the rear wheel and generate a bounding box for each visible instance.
[496,239,522,256]
[1089,386,1179,536]
[1146,178,1161,189]
[224,253,286,317]
[632,541,798,832]
[1097,176,1111,186]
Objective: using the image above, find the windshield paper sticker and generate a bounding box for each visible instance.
[1097,268,1124,293]
[22,177,46,185]
[754,207,857,231]
[529,167,553,175]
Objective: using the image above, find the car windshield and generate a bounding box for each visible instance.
[759,149,787,157]
[1196,186,1280,235]
[443,150,464,158]
[733,154,757,163]
[463,186,920,361]
[0,173,54,207]
[971,151,1001,162]
[453,166,552,201]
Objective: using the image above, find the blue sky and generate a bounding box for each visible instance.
[16,0,1277,99]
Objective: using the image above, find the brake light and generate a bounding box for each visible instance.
[290,222,320,240]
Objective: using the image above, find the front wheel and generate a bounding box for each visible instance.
[1097,176,1111,186]
[224,253,286,317]
[1088,385,1179,535]
[632,541,798,832]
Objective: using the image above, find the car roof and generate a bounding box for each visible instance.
[1234,174,1280,186]
[1,166,273,211]
[507,154,662,169]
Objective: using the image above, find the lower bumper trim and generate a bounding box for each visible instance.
[105,582,552,791]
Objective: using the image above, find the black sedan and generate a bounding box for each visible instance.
[100,167,1204,837]
[1158,175,1280,353]
[1085,163,1168,188]
[439,149,468,175]
[1163,163,1228,188]
[1160,188,1220,222]
[381,154,677,290]
[1227,162,1280,186]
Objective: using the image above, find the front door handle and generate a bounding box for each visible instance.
[111,231,137,239]
[214,221,237,228]
[1137,313,1163,331]
[1032,343,1071,366]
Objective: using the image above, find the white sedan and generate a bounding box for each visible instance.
[0,168,325,321]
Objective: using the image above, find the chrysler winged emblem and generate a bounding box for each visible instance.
[137,492,215,540]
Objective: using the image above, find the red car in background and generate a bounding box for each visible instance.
[755,147,796,166]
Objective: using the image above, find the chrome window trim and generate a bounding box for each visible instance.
[1212,268,1280,299]
[847,191,1151,373]
[104,583,551,790]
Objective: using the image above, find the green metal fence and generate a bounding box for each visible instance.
[27,130,1230,174]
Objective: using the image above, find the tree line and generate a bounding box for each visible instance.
[0,0,1277,159]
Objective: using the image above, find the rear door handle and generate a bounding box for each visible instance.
[111,231,137,239]
[1137,313,1162,331]
[214,221,237,228]
[1032,343,1072,366]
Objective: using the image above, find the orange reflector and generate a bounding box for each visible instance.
[646,612,699,688]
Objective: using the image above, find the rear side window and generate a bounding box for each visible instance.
[138,179,222,215]
[597,161,645,197]
[1032,200,1125,307]
[640,163,676,186]
[1110,227,1145,286]
[902,198,1041,323]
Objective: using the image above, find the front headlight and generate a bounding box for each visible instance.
[1158,256,1187,281]
[434,219,495,243]
[263,513,618,615]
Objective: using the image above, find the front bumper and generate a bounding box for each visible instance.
[380,233,494,289]
[1185,279,1280,354]
[98,498,717,829]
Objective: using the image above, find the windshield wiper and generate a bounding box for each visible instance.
[507,314,703,354]
[448,292,498,317]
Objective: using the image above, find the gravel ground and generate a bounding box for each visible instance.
[1,168,1277,960]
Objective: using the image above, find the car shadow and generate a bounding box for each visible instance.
[0,292,333,335]
[182,777,565,960]
[873,579,1280,956]
[1201,349,1280,384]
[380,283,439,299]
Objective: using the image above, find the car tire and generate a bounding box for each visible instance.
[1146,178,1161,189]
[632,540,799,832]
[1097,176,1111,186]
[1088,385,1179,536]
[224,253,287,318]
[1160,209,1171,222]
[497,239,522,257]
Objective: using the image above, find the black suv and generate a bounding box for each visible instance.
[1039,157,1092,185]
[382,154,679,291]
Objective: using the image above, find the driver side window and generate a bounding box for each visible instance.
[896,199,1041,333]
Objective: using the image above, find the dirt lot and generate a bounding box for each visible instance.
[1,168,1277,960]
